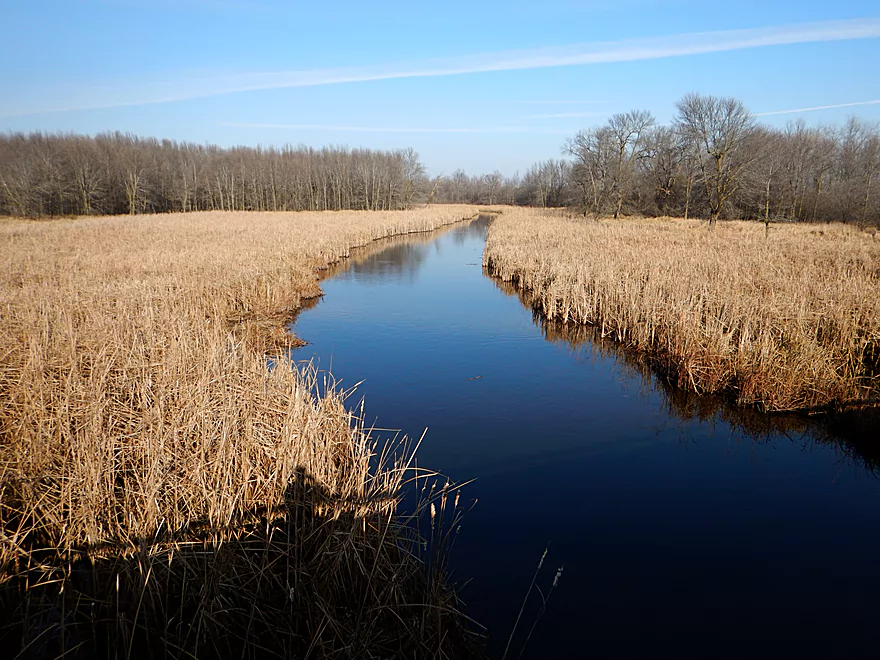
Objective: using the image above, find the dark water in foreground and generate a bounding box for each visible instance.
[292,218,880,658]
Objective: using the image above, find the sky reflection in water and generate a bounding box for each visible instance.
[292,218,880,658]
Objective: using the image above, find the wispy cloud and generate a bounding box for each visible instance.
[755,99,880,116]
[218,121,571,135]
[4,18,880,117]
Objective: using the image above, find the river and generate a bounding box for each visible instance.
[292,216,880,658]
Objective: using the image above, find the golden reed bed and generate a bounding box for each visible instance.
[0,207,482,658]
[485,209,880,413]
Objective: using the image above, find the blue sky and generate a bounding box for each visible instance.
[2,1,879,176]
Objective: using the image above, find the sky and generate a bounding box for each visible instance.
[2,1,879,176]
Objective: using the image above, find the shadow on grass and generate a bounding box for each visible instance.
[1,466,483,659]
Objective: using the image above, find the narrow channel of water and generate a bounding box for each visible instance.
[292,217,880,658]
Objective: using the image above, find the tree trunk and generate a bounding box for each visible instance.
[812,173,823,223]
[684,172,693,220]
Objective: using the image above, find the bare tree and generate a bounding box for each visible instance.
[0,135,38,216]
[566,127,615,217]
[4,109,880,225]
[641,126,686,216]
[483,171,502,205]
[759,131,783,232]
[399,147,425,208]
[523,159,572,208]
[833,118,880,224]
[606,110,655,218]
[674,93,758,228]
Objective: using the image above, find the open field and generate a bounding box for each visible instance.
[485,209,880,412]
[0,207,481,658]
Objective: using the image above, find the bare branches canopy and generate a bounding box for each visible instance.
[565,110,655,218]
[2,92,880,226]
[673,93,758,227]
[0,132,429,217]
[520,93,879,226]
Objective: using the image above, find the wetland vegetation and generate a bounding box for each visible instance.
[291,216,880,657]
[0,207,483,658]
[485,209,880,412]
[2,92,880,658]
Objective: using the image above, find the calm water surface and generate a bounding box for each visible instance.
[292,218,880,658]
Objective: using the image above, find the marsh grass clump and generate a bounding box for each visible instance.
[0,207,483,658]
[484,209,880,412]
[0,369,478,658]
[519,306,880,471]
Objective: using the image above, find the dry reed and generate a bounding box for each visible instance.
[484,209,880,412]
[0,207,483,658]
[499,287,880,472]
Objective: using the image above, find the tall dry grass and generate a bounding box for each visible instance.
[485,209,880,412]
[0,207,482,658]
[494,279,880,471]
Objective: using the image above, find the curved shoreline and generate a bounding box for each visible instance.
[0,206,486,659]
[483,209,880,414]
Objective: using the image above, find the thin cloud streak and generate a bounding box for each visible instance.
[218,121,571,135]
[755,99,880,116]
[4,18,880,117]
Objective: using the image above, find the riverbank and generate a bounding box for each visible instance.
[484,209,880,412]
[289,212,880,657]
[0,207,482,658]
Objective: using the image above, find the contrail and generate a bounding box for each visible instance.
[755,99,880,116]
[3,18,879,117]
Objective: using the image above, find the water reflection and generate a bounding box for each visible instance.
[293,217,880,658]
[492,275,880,474]
[319,217,492,284]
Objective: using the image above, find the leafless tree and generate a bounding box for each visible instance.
[523,159,572,208]
[4,105,880,227]
[566,127,615,217]
[674,93,759,228]
[606,110,655,218]
[641,126,686,216]
[0,133,428,217]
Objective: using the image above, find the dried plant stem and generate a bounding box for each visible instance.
[485,209,880,412]
[502,546,547,660]
[0,207,484,658]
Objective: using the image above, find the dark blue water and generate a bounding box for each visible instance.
[292,218,880,658]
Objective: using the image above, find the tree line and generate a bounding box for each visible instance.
[0,132,426,216]
[435,93,880,226]
[2,93,878,224]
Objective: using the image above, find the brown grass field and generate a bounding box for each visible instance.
[485,209,880,413]
[0,207,482,658]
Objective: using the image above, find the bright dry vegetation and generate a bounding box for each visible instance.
[485,209,880,412]
[0,206,483,658]
[1,92,879,658]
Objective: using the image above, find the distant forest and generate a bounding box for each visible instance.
[1,94,878,224]
[0,134,426,216]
